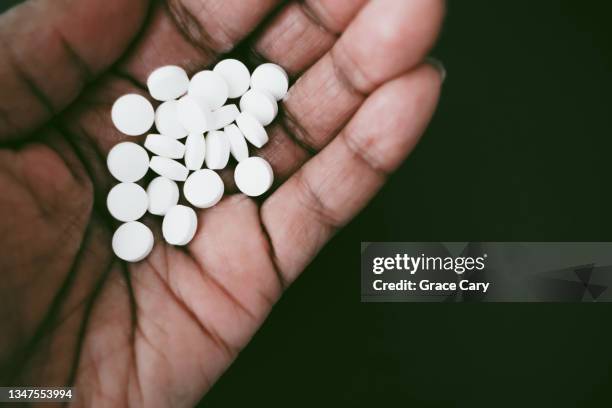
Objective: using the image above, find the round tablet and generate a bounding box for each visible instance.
[144,134,185,159]
[111,94,155,136]
[162,205,198,246]
[250,63,289,101]
[149,156,189,181]
[189,70,229,110]
[112,221,154,262]
[155,100,188,139]
[235,112,269,148]
[147,177,179,216]
[212,104,240,130]
[224,124,249,162]
[239,89,278,126]
[176,94,214,134]
[184,169,224,208]
[205,130,230,170]
[107,142,150,183]
[147,65,189,101]
[184,132,206,171]
[107,183,149,222]
[213,59,251,98]
[234,157,274,197]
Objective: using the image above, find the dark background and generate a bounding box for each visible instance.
[3,0,612,407]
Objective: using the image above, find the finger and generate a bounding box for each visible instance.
[120,0,281,82]
[251,0,445,188]
[282,0,445,151]
[252,0,367,75]
[262,64,443,283]
[0,0,148,140]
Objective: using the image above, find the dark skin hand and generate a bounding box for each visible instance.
[0,0,444,406]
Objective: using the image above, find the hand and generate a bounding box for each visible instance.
[0,0,444,405]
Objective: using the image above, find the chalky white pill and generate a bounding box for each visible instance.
[189,70,229,110]
[213,59,251,98]
[234,157,274,197]
[107,183,149,222]
[239,89,278,126]
[251,63,289,101]
[162,205,198,246]
[107,142,150,183]
[155,100,188,139]
[111,94,155,136]
[205,130,230,170]
[224,124,249,162]
[212,104,240,130]
[144,134,185,159]
[176,94,214,134]
[112,221,154,262]
[235,112,269,148]
[184,133,206,171]
[147,65,189,101]
[184,169,224,208]
[149,156,189,181]
[147,177,180,216]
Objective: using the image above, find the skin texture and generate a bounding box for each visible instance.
[0,0,445,406]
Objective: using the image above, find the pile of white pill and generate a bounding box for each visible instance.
[107,60,289,262]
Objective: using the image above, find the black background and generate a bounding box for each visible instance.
[3,1,612,407]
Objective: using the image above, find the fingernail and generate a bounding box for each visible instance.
[426,57,446,83]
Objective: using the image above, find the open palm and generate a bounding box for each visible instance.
[0,0,444,405]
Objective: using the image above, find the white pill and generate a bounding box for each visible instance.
[213,59,251,98]
[162,205,198,246]
[112,221,154,263]
[184,169,224,208]
[111,94,155,136]
[184,132,206,171]
[239,89,278,126]
[149,156,189,181]
[107,183,149,222]
[107,142,150,183]
[211,104,240,130]
[147,65,189,101]
[144,134,185,159]
[235,112,269,148]
[251,63,289,101]
[205,130,230,170]
[155,100,188,139]
[234,157,274,197]
[147,177,179,216]
[176,94,214,134]
[189,70,228,110]
[224,124,249,162]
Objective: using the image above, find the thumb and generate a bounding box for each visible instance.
[0,0,148,141]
